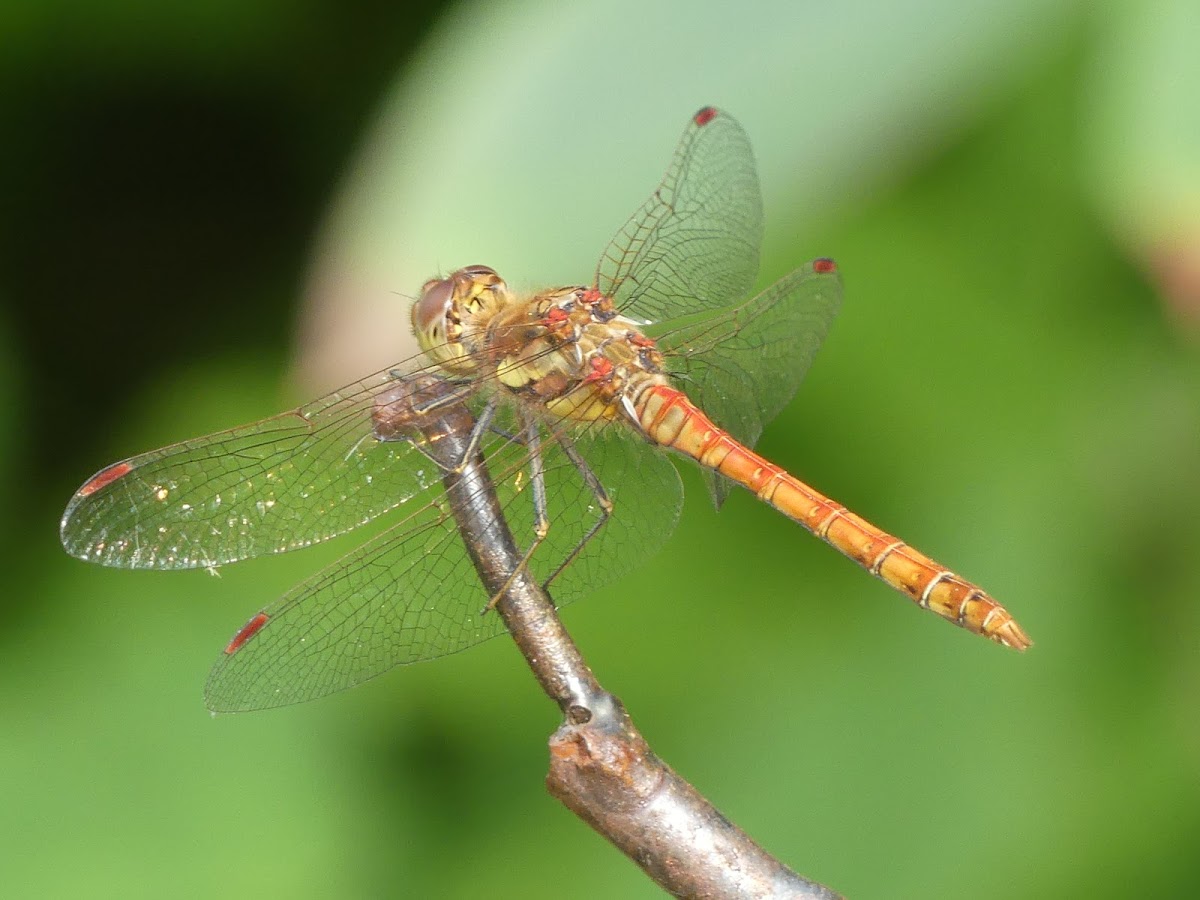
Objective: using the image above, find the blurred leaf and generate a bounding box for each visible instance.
[1086,0,1200,329]
[295,0,1081,389]
[7,2,1200,899]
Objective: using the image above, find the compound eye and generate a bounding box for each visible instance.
[414,277,453,337]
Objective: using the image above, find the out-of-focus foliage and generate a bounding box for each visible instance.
[1086,0,1200,331]
[3,1,1199,898]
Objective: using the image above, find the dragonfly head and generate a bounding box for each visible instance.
[413,265,508,371]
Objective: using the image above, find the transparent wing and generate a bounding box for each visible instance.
[652,260,843,508]
[204,491,505,711]
[517,417,683,608]
[596,106,763,324]
[59,358,465,570]
[205,415,683,712]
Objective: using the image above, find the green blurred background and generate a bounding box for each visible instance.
[3,1,1199,897]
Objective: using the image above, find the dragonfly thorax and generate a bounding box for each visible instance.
[414,266,670,425]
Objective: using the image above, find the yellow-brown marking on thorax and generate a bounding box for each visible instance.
[413,266,670,425]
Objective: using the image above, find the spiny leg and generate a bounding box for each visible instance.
[448,400,498,474]
[481,410,551,613]
[541,429,613,592]
[379,396,499,475]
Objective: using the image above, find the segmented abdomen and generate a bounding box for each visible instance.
[634,384,1032,649]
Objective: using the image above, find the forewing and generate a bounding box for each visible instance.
[596,107,763,324]
[653,260,843,507]
[60,362,457,570]
[204,416,683,712]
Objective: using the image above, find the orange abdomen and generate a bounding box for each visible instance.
[634,385,1031,649]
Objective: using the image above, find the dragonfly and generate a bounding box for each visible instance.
[61,106,1031,712]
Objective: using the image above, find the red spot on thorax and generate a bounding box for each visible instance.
[813,257,837,274]
[542,306,575,341]
[693,106,718,126]
[582,356,615,384]
[580,288,603,305]
[224,612,269,654]
[628,332,657,349]
[78,461,134,498]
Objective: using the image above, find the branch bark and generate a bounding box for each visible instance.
[401,373,841,899]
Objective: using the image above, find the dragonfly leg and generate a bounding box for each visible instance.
[481,413,551,613]
[446,400,498,474]
[382,397,499,475]
[540,430,613,591]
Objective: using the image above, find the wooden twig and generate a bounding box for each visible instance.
[398,372,842,899]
